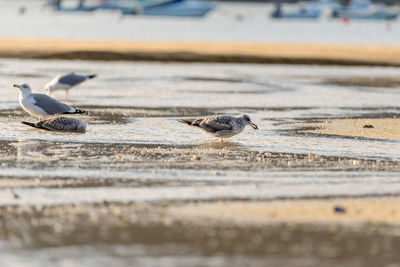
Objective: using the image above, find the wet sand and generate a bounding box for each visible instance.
[2,1,400,264]
[1,198,400,267]
[2,38,400,66]
[324,76,400,88]
[1,59,400,266]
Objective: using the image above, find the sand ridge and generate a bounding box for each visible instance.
[1,38,400,65]
[295,118,400,140]
[169,197,400,225]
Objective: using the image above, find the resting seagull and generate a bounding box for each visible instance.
[21,117,86,132]
[179,114,258,141]
[13,83,88,119]
[45,72,97,99]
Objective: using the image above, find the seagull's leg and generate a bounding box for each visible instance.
[64,90,69,100]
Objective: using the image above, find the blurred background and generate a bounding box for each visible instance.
[2,0,400,44]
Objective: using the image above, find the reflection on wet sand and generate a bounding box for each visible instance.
[190,141,245,149]
[0,201,399,267]
[3,139,400,175]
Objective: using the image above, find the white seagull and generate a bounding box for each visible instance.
[179,114,258,141]
[45,72,97,99]
[13,83,88,119]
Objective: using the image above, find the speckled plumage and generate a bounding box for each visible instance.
[179,114,258,139]
[22,117,86,132]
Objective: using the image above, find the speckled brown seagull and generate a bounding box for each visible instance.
[21,117,86,132]
[179,114,258,141]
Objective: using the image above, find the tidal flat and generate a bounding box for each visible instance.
[1,59,400,266]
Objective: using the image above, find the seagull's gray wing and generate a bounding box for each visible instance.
[31,94,74,115]
[58,73,87,86]
[199,116,233,132]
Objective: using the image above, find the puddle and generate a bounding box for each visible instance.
[181,76,248,83]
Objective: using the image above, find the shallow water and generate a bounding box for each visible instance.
[1,58,400,266]
[3,59,400,160]
[2,58,400,198]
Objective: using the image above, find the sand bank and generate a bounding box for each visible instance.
[1,38,400,65]
[294,118,400,140]
[170,197,400,225]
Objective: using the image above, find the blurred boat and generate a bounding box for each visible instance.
[332,0,399,20]
[51,0,214,17]
[306,0,341,15]
[142,0,215,17]
[47,0,98,11]
[271,2,321,19]
[95,0,178,14]
[51,0,167,13]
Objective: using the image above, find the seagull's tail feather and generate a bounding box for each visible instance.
[64,108,88,115]
[21,121,48,131]
[87,74,97,79]
[178,119,194,126]
[21,121,37,128]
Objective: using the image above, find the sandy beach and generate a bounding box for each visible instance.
[2,38,400,65]
[170,197,400,225]
[293,118,400,140]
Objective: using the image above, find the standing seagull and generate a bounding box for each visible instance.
[45,72,97,99]
[13,83,88,119]
[179,114,258,141]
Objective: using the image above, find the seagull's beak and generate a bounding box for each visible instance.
[250,122,259,130]
[12,84,19,89]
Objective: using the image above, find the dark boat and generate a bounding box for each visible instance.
[51,0,214,17]
[271,3,321,20]
[332,0,399,20]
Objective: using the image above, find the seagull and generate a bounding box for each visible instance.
[13,83,88,119]
[44,72,97,99]
[21,117,86,132]
[179,114,258,141]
